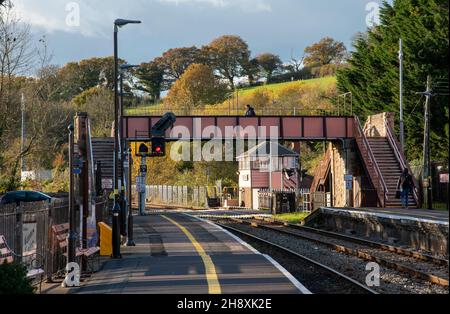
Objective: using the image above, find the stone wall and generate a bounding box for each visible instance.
[306,208,449,256]
[363,112,395,137]
[329,140,362,207]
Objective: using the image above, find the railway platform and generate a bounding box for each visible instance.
[43,213,308,294]
[324,207,449,223]
[306,207,449,256]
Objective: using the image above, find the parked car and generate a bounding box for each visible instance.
[0,191,52,205]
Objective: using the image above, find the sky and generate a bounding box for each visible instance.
[11,0,387,67]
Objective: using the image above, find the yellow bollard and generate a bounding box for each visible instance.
[98,222,113,256]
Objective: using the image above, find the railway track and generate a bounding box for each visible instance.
[222,217,449,287]
[254,216,449,266]
[210,217,449,294]
[214,222,377,294]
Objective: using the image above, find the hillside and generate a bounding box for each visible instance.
[126,76,337,116]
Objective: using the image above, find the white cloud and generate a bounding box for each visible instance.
[157,0,272,12]
[10,0,272,37]
[12,0,116,37]
[11,0,272,37]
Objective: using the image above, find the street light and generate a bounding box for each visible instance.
[119,63,139,246]
[112,18,141,259]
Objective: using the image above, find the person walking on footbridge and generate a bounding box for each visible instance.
[245,104,256,117]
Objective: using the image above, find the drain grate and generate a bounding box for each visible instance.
[148,234,167,257]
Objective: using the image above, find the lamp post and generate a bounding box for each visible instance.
[112,18,141,259]
[119,64,139,241]
[399,38,405,153]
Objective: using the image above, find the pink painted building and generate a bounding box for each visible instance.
[237,142,299,209]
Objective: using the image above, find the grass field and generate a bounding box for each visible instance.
[235,76,336,98]
[125,76,337,116]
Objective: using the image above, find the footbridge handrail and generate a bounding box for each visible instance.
[354,116,388,207]
[384,121,421,207]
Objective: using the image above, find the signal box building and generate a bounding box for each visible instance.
[237,142,299,209]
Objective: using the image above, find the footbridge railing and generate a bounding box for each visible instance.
[354,116,388,207]
[385,121,421,207]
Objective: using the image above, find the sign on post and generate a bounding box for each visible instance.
[346,181,353,190]
[22,222,37,266]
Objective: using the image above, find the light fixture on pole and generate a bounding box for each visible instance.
[112,18,141,259]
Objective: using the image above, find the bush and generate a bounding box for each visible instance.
[0,263,35,294]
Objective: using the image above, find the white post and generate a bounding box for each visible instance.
[20,93,26,175]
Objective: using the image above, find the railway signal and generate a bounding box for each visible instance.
[151,137,166,157]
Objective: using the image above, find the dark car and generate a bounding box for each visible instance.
[0,191,52,205]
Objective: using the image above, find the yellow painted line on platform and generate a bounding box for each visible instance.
[162,215,222,295]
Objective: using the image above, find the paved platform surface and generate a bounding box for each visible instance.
[327,207,449,224]
[45,213,306,294]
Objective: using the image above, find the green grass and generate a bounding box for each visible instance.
[125,76,337,116]
[274,212,311,224]
[236,76,336,97]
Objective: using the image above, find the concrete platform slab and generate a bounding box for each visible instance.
[306,207,448,256]
[54,213,307,295]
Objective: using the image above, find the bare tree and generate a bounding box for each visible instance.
[288,49,305,74]
[0,6,35,134]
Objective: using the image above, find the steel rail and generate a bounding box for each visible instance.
[254,216,449,267]
[227,218,449,287]
[215,222,377,295]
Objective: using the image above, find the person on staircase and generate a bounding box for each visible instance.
[397,168,414,209]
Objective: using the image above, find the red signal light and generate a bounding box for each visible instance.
[151,137,166,157]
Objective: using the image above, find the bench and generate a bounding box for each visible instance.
[51,224,100,275]
[0,235,45,293]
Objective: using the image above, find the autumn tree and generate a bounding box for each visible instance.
[134,61,165,102]
[241,58,260,86]
[57,56,122,101]
[203,35,250,89]
[304,37,347,67]
[256,53,283,83]
[164,64,227,114]
[72,87,114,137]
[158,47,202,83]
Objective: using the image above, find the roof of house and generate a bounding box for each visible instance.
[236,141,299,159]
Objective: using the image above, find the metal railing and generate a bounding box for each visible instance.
[354,116,388,207]
[132,185,209,208]
[385,121,421,207]
[310,147,331,193]
[124,106,353,117]
[0,198,107,283]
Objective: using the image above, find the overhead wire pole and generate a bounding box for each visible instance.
[415,76,449,210]
[112,22,121,259]
[20,93,25,179]
[119,64,139,245]
[112,18,141,259]
[399,39,405,153]
[423,75,432,210]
